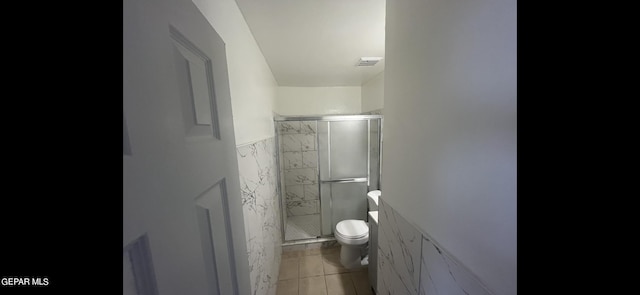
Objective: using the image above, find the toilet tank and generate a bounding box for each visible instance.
[367,190,381,211]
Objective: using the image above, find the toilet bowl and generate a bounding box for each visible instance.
[334,190,381,269]
[335,219,369,269]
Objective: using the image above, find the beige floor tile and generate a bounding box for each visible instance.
[299,255,325,278]
[279,257,300,281]
[299,276,327,295]
[350,271,373,295]
[304,248,322,256]
[322,253,350,275]
[320,246,341,255]
[276,278,299,295]
[305,246,340,255]
[282,250,306,259]
[347,265,368,273]
[325,273,357,295]
[353,267,369,275]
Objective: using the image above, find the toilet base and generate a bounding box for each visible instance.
[340,244,368,269]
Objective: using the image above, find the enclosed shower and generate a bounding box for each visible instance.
[275,115,383,242]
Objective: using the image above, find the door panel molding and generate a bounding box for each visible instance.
[170,25,221,140]
[123,234,159,295]
[194,178,238,295]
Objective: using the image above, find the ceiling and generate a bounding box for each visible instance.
[235,0,386,87]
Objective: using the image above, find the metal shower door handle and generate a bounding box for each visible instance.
[320,177,368,184]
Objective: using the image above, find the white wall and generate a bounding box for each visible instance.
[192,0,277,145]
[383,0,516,295]
[361,72,384,112]
[275,86,361,116]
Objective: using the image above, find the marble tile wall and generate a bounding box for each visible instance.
[278,121,320,217]
[377,197,494,295]
[237,137,282,295]
[377,197,422,295]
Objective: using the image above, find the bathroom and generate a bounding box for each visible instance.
[123,0,516,295]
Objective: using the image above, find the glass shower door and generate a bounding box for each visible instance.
[318,120,370,235]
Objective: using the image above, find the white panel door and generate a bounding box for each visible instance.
[123,0,249,294]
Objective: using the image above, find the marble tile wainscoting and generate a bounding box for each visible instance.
[237,137,283,295]
[377,198,494,295]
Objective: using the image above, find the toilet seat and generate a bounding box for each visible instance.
[335,220,369,245]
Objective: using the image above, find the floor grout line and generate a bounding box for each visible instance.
[278,247,371,295]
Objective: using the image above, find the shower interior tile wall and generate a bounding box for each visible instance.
[278,121,319,217]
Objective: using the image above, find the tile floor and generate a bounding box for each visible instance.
[276,246,374,295]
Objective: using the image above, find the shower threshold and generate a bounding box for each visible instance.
[282,236,336,247]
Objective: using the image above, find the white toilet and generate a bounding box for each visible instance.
[334,190,381,269]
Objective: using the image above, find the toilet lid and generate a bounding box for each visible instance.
[336,220,368,239]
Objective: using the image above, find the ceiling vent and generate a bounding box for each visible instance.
[356,57,383,67]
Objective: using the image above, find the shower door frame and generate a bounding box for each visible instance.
[274,115,383,243]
